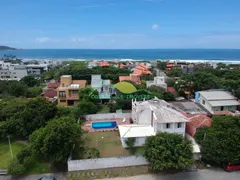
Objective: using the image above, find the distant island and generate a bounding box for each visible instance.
[0,45,22,50]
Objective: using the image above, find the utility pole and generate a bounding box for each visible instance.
[7,135,13,160]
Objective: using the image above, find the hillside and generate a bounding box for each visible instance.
[0,46,19,50]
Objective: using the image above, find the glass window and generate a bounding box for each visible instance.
[166,123,170,129]
[59,91,66,97]
[60,100,66,103]
[177,122,182,128]
[202,100,205,105]
[72,90,78,94]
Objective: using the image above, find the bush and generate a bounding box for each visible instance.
[8,160,26,175]
[84,148,100,159]
[125,138,136,154]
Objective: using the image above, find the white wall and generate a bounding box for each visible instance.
[85,113,131,120]
[213,105,237,112]
[156,122,186,137]
[68,156,149,171]
[137,108,152,125]
[121,137,146,148]
[199,95,213,113]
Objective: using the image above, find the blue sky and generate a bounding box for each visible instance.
[1,0,240,49]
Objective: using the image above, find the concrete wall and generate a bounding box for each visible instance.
[68,156,149,171]
[121,137,146,148]
[199,95,213,113]
[212,105,237,112]
[85,113,131,120]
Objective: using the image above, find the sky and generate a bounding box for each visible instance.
[1,0,240,49]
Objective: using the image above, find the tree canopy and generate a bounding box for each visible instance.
[29,117,83,164]
[144,132,193,171]
[72,100,98,118]
[5,97,57,137]
[195,116,240,164]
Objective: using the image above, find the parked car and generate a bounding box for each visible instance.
[38,176,56,180]
[224,162,240,172]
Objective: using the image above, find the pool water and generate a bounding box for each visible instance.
[92,121,117,129]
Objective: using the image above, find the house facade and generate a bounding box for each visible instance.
[119,98,188,148]
[57,75,86,106]
[197,90,240,114]
[146,76,167,89]
[91,75,115,100]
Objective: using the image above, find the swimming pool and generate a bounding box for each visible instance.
[92,121,117,130]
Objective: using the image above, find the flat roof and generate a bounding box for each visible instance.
[118,125,155,138]
[209,100,240,106]
[199,91,237,101]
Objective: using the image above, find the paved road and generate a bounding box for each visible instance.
[0,168,239,180]
[99,168,240,180]
[0,172,66,180]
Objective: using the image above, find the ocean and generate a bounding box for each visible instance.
[1,49,240,61]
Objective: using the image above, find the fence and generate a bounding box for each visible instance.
[84,113,131,120]
[68,155,149,171]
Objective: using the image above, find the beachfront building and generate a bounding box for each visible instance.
[91,75,115,101]
[26,64,49,75]
[146,76,167,90]
[118,98,188,148]
[57,75,86,106]
[119,74,141,84]
[196,90,240,115]
[0,65,27,81]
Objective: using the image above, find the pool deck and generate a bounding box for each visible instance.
[83,119,131,132]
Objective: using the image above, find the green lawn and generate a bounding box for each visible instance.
[114,82,137,93]
[0,141,51,174]
[73,131,144,159]
[97,105,110,113]
[0,141,26,169]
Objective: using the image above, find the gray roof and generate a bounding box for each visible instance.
[199,91,237,101]
[209,100,240,107]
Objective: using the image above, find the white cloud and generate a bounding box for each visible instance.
[35,37,50,43]
[152,24,159,30]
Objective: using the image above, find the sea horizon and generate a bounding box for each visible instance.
[1,49,240,62]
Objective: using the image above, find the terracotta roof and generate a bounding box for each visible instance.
[48,82,60,89]
[98,61,109,67]
[119,75,141,84]
[187,114,212,128]
[139,63,149,69]
[167,87,177,96]
[119,63,125,67]
[72,80,87,88]
[42,90,57,98]
[135,65,145,70]
[133,69,152,76]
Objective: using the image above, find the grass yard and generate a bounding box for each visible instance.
[0,140,51,174]
[0,141,26,169]
[114,81,137,93]
[97,104,110,114]
[67,165,151,180]
[76,131,129,158]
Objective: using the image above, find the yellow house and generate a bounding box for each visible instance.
[57,75,87,106]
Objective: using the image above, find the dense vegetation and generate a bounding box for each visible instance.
[195,116,240,165]
[144,133,193,171]
[0,46,18,50]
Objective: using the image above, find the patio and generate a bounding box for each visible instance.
[82,119,131,132]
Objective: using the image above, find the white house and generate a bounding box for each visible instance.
[118,98,188,148]
[198,90,240,114]
[146,76,167,90]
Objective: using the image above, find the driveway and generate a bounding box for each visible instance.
[98,168,240,180]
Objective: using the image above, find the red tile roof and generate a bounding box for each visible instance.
[42,90,57,98]
[98,61,109,67]
[167,87,177,96]
[72,80,87,88]
[47,82,60,89]
[133,69,152,76]
[187,114,212,128]
[119,74,141,84]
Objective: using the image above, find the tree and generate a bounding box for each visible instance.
[72,100,98,118]
[195,116,240,164]
[29,117,83,164]
[125,137,136,154]
[167,67,183,77]
[21,75,40,87]
[6,98,57,137]
[79,87,99,103]
[25,87,42,98]
[144,132,193,171]
[157,61,167,71]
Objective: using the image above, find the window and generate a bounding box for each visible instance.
[72,90,78,94]
[166,123,170,129]
[59,91,66,97]
[177,122,182,128]
[60,100,66,103]
[202,100,205,105]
